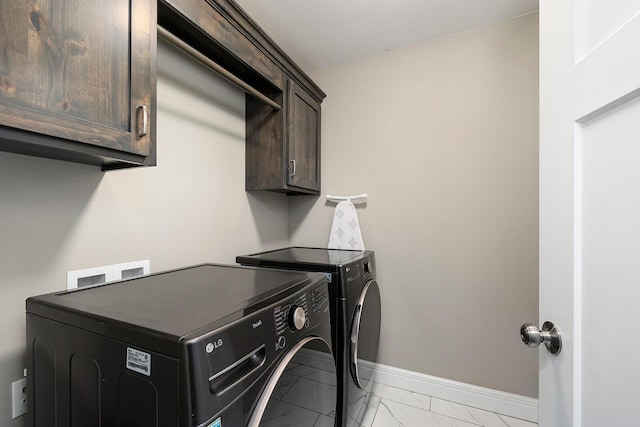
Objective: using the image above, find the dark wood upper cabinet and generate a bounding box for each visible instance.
[287,80,321,192]
[0,0,156,169]
[245,78,321,195]
[160,0,325,195]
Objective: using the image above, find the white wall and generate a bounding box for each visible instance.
[0,41,290,426]
[289,13,540,397]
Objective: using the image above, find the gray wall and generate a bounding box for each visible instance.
[0,41,290,426]
[289,13,540,397]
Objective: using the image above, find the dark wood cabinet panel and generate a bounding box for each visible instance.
[246,78,321,195]
[0,0,156,168]
[160,0,284,92]
[245,91,286,192]
[287,80,320,192]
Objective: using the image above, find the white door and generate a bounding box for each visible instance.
[539,1,640,426]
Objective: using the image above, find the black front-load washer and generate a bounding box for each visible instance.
[237,247,382,427]
[26,264,338,426]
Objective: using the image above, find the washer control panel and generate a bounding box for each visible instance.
[274,293,308,336]
[311,282,330,315]
[272,283,330,351]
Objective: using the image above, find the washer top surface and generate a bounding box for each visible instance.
[27,264,320,338]
[239,247,368,266]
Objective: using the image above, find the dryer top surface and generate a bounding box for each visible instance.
[238,247,372,268]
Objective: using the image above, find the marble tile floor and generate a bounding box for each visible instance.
[260,361,538,427]
[260,361,338,427]
[368,385,539,427]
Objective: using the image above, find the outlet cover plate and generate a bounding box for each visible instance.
[113,259,150,280]
[67,265,114,290]
[12,377,27,418]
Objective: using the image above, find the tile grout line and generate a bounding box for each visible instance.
[430,396,538,426]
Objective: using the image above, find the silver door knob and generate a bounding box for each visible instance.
[520,321,562,355]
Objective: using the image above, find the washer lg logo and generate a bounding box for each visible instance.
[206,339,223,353]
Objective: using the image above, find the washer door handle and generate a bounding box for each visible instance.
[520,321,562,355]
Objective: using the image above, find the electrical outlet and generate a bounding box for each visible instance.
[12,378,27,419]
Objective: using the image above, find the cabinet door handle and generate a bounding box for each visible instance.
[289,159,296,176]
[136,104,149,137]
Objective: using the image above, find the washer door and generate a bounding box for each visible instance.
[350,280,382,389]
[249,337,337,427]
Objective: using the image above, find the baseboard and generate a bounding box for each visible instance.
[294,349,538,423]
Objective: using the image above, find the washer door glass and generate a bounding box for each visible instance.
[250,337,337,427]
[350,280,381,389]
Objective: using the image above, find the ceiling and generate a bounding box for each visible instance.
[234,0,539,72]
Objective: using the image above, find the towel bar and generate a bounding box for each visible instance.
[326,194,368,203]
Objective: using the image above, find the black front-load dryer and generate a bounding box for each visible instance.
[26,264,338,426]
[237,247,382,427]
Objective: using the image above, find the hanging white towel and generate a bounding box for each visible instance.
[327,200,365,250]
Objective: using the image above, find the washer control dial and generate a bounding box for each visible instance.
[288,305,306,331]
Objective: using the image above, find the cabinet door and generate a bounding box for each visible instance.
[287,80,321,193]
[0,0,154,164]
